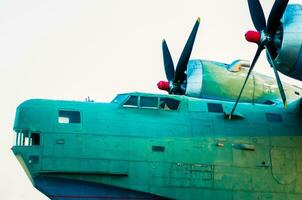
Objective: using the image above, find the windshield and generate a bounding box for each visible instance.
[111,94,128,104]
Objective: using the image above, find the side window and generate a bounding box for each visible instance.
[31,132,40,145]
[159,98,180,110]
[58,110,81,124]
[207,103,223,113]
[15,131,41,146]
[123,96,138,107]
[140,97,158,109]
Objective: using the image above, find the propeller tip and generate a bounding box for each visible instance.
[197,17,200,23]
[162,39,166,43]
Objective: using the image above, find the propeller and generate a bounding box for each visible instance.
[266,0,289,33]
[247,0,266,31]
[162,39,175,81]
[157,17,200,94]
[229,0,289,119]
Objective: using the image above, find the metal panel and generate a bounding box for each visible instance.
[270,147,296,185]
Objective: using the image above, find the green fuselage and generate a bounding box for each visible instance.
[12,92,302,199]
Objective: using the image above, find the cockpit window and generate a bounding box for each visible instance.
[159,98,180,110]
[111,94,128,104]
[140,96,158,109]
[122,95,180,111]
[123,96,138,107]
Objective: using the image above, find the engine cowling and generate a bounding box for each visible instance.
[270,4,302,80]
[185,59,302,103]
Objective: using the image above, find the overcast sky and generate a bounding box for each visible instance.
[0,0,301,199]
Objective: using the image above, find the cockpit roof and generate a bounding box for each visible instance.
[112,92,186,102]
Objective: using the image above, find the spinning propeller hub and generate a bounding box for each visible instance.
[157,81,170,91]
[245,30,261,44]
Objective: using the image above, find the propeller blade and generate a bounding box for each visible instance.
[162,39,175,81]
[266,0,289,33]
[229,46,264,119]
[247,0,266,31]
[265,46,287,107]
[174,17,200,84]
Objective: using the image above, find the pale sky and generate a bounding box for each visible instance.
[0,0,301,199]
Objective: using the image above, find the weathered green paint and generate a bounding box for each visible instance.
[200,60,302,103]
[12,91,302,199]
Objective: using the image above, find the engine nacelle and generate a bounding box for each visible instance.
[270,4,302,80]
[185,59,302,103]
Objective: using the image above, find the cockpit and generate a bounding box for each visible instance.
[112,93,180,111]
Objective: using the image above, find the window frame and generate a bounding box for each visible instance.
[139,96,159,109]
[14,130,42,146]
[58,110,81,124]
[159,97,180,111]
[122,95,181,111]
[122,95,139,108]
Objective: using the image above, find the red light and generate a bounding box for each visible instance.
[157,81,169,91]
[245,30,261,44]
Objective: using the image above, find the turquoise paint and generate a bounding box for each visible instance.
[12,92,302,199]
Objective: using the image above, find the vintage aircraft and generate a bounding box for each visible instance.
[12,0,302,199]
